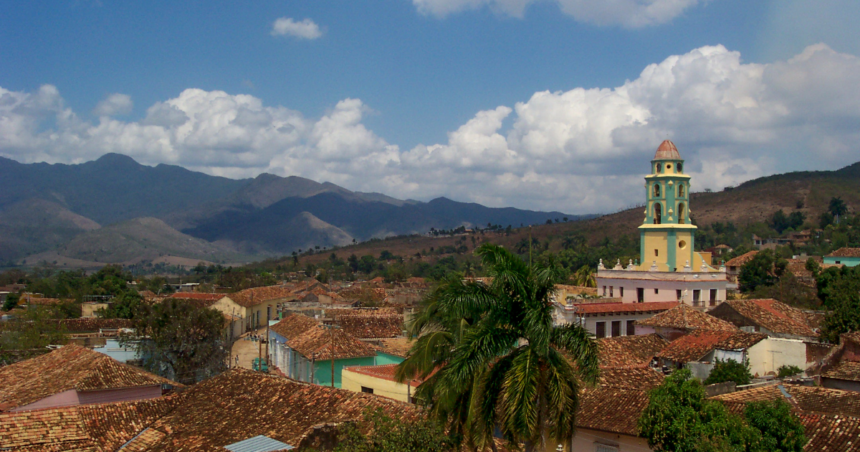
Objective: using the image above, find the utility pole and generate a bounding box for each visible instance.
[265,306,271,369]
[529,225,533,267]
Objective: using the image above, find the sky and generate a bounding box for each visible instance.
[2,0,860,215]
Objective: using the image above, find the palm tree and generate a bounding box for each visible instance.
[572,265,596,288]
[397,244,599,451]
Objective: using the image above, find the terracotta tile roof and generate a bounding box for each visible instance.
[575,368,665,436]
[712,384,860,418]
[270,313,320,340]
[721,299,819,338]
[828,247,860,258]
[725,250,759,268]
[59,318,132,332]
[823,361,860,383]
[574,301,678,315]
[637,304,738,332]
[336,315,403,339]
[598,368,665,390]
[344,364,431,388]
[798,413,860,452]
[657,330,736,363]
[167,292,224,308]
[597,334,668,368]
[227,286,297,308]
[373,337,413,358]
[0,345,180,411]
[287,325,376,360]
[138,368,420,451]
[324,307,400,317]
[0,395,179,451]
[714,332,768,350]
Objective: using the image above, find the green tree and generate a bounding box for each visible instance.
[820,268,860,343]
[829,197,848,224]
[97,291,143,319]
[122,298,230,384]
[738,250,786,292]
[639,369,758,452]
[0,306,68,364]
[333,408,454,452]
[2,293,19,311]
[397,244,599,451]
[572,265,596,287]
[745,400,806,452]
[776,365,803,379]
[704,359,752,386]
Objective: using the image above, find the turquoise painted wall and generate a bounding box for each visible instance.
[375,352,405,366]
[313,356,376,388]
[824,256,860,267]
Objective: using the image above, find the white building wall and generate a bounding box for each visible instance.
[746,338,807,377]
[597,270,727,307]
[554,305,659,338]
[566,429,651,452]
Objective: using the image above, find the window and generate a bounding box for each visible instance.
[596,322,606,339]
[710,289,718,306]
[655,249,659,257]
[611,321,621,337]
[637,288,644,303]
[678,203,685,224]
[619,287,624,297]
[609,286,613,297]
[656,163,662,173]
[676,289,682,300]
[626,320,635,336]
[679,240,687,249]
[654,288,659,294]
[678,162,683,172]
[678,184,685,197]
[361,386,374,394]
[693,290,701,304]
[603,286,607,296]
[654,203,662,224]
[654,184,661,197]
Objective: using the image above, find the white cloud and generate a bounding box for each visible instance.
[2,44,860,214]
[412,0,700,27]
[270,17,323,40]
[93,93,133,116]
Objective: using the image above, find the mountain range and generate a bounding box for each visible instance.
[0,154,576,267]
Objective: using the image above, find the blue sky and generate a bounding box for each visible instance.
[2,0,860,214]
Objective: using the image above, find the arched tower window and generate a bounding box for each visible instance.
[653,184,661,197]
[678,184,685,197]
[677,162,683,173]
[656,163,662,173]
[678,203,685,224]
[654,203,662,225]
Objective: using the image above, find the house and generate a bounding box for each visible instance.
[824,247,860,267]
[596,141,729,307]
[708,299,821,341]
[814,332,860,392]
[341,363,429,403]
[597,333,668,368]
[712,384,860,451]
[724,250,758,284]
[211,286,297,335]
[0,345,179,412]
[268,314,378,388]
[371,336,413,365]
[569,368,665,451]
[553,300,679,338]
[635,303,738,341]
[0,368,421,451]
[335,314,404,340]
[655,329,807,378]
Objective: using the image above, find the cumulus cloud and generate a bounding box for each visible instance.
[2,44,860,213]
[93,93,133,116]
[412,0,700,27]
[270,17,323,39]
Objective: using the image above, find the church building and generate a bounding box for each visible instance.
[596,140,728,307]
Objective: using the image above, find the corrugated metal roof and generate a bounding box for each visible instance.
[224,435,294,452]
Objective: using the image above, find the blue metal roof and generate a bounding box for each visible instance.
[224,435,294,452]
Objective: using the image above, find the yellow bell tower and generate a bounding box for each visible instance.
[638,140,697,272]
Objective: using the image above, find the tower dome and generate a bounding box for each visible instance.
[653,140,681,160]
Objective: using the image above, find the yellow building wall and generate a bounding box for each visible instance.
[341,368,411,402]
[211,297,247,320]
[642,231,669,271]
[673,229,694,270]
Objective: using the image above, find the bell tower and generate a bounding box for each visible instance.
[639,140,696,272]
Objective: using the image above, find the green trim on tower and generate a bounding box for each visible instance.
[667,229,677,272]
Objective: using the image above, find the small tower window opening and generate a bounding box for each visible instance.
[678,203,685,224]
[653,184,661,197]
[654,203,662,224]
[656,163,662,173]
[666,164,672,170]
[677,162,683,172]
[678,184,685,197]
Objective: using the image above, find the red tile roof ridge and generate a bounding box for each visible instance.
[827,247,860,258]
[574,301,679,314]
[343,363,428,387]
[725,250,759,267]
[637,303,738,332]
